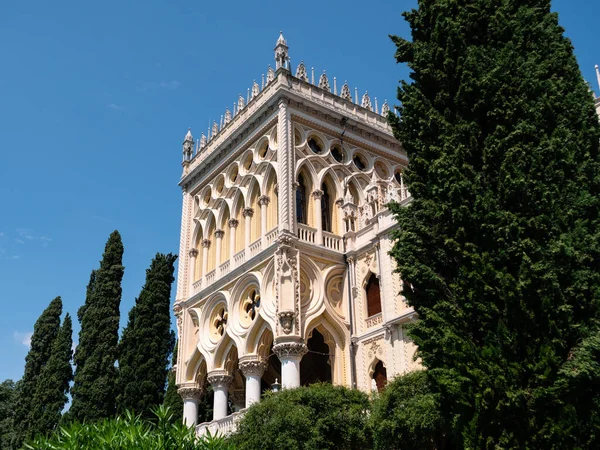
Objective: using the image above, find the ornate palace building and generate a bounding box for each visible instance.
[174,32,415,435]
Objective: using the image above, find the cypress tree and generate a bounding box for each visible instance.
[0,380,19,450]
[30,314,73,438]
[117,253,177,416]
[70,231,124,422]
[14,297,62,444]
[389,1,600,447]
[163,340,183,421]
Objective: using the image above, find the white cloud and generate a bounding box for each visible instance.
[14,331,33,348]
[14,238,25,244]
[159,80,181,90]
[16,228,34,240]
[107,103,124,111]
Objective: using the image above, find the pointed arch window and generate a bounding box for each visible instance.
[372,360,387,392]
[366,273,381,317]
[296,174,308,224]
[321,182,331,232]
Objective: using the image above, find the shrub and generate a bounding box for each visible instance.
[229,383,371,450]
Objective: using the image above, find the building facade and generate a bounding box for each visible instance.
[595,65,600,117]
[174,33,417,434]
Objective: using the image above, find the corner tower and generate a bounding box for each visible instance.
[173,33,417,433]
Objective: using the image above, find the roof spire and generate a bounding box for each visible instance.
[274,31,289,70]
[596,65,600,95]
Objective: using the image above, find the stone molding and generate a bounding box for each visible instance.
[258,195,270,206]
[273,340,308,359]
[214,229,225,239]
[238,356,268,377]
[243,207,255,218]
[178,385,203,401]
[207,371,234,389]
[228,218,239,228]
[189,248,199,258]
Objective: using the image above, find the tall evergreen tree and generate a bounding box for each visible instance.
[163,340,183,421]
[70,231,124,422]
[117,253,177,416]
[14,297,62,444]
[389,1,600,447]
[30,314,73,438]
[0,379,19,450]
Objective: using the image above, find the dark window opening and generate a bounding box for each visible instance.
[321,183,331,232]
[296,174,308,224]
[353,154,367,171]
[331,146,344,163]
[372,360,387,392]
[301,329,332,385]
[308,138,323,154]
[366,274,382,317]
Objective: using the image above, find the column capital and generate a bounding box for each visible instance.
[178,384,203,401]
[189,248,199,258]
[258,195,270,206]
[214,229,225,239]
[273,339,308,360]
[239,355,268,377]
[335,197,344,208]
[243,207,255,218]
[228,218,239,228]
[207,370,233,389]
[311,189,324,199]
[201,239,211,248]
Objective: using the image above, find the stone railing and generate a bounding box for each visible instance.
[233,250,246,266]
[297,223,316,244]
[205,270,216,286]
[196,409,247,437]
[219,260,230,276]
[266,228,279,246]
[366,312,383,328]
[323,231,342,252]
[249,239,262,258]
[192,279,202,294]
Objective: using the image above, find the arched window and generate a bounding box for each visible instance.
[321,183,331,232]
[372,360,387,392]
[296,174,308,224]
[366,273,381,317]
[308,138,322,154]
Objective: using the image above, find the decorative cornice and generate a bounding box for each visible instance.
[273,340,308,359]
[242,207,255,218]
[207,371,234,389]
[238,356,268,377]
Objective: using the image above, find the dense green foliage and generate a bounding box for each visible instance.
[389,0,600,447]
[163,340,184,421]
[370,371,447,450]
[25,406,234,450]
[70,231,125,422]
[30,313,73,438]
[0,379,19,450]
[14,297,63,444]
[229,383,371,450]
[117,253,177,416]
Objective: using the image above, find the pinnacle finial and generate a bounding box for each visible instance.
[184,127,193,142]
[595,64,600,95]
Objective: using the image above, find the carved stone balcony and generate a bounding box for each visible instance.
[196,409,247,437]
[323,231,342,252]
[365,313,383,328]
[249,239,262,258]
[297,223,316,244]
[266,228,279,246]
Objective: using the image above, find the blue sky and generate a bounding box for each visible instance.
[0,0,598,382]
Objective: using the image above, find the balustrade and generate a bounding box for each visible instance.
[297,223,316,244]
[249,239,262,258]
[266,228,279,246]
[196,409,247,437]
[205,270,216,285]
[323,231,342,251]
[219,260,230,276]
[192,279,202,294]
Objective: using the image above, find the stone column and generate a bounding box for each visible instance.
[214,229,225,274]
[188,248,198,294]
[273,340,308,389]
[239,356,267,407]
[277,99,294,233]
[207,371,233,421]
[243,207,254,249]
[178,385,203,427]
[258,195,270,246]
[201,239,211,284]
[312,189,324,245]
[228,219,239,263]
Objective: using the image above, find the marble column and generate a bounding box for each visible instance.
[188,248,198,293]
[201,239,211,284]
[259,195,270,246]
[243,207,254,249]
[239,356,267,407]
[207,371,233,421]
[228,218,239,263]
[273,340,308,389]
[214,229,225,274]
[312,189,324,245]
[178,384,203,427]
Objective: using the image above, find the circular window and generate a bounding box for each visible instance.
[258,142,269,159]
[331,146,344,163]
[229,165,239,184]
[308,137,323,154]
[374,161,389,179]
[211,305,228,338]
[353,153,368,171]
